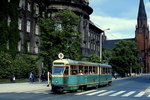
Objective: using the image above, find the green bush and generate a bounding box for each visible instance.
[0,52,38,79]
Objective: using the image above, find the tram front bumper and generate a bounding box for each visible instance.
[51,84,64,92]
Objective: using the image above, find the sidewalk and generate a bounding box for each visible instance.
[0,81,51,93]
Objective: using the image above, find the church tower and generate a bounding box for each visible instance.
[135,0,150,72]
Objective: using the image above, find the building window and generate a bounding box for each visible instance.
[18,41,21,52]
[19,0,22,7]
[34,43,38,54]
[27,21,30,32]
[18,18,22,30]
[88,41,90,49]
[55,22,62,31]
[7,16,11,27]
[27,42,30,52]
[48,13,51,18]
[7,41,9,50]
[35,4,39,15]
[42,12,45,17]
[27,2,31,11]
[19,0,25,8]
[35,24,39,35]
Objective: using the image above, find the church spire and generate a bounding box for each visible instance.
[137,0,147,27]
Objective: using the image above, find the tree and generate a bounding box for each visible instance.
[88,54,100,63]
[109,40,140,77]
[102,48,114,63]
[13,54,38,78]
[0,51,12,79]
[0,51,38,79]
[39,10,82,71]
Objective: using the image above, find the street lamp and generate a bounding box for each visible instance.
[100,28,110,62]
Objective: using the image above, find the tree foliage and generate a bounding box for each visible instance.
[0,52,38,79]
[102,48,114,63]
[88,54,100,63]
[39,10,82,70]
[109,40,141,76]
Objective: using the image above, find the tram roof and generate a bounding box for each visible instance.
[99,64,112,68]
[53,59,111,68]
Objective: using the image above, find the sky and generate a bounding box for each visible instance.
[89,0,150,40]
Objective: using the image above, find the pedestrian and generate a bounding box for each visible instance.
[10,75,16,83]
[32,73,35,82]
[114,72,117,79]
[12,75,16,83]
[29,72,34,83]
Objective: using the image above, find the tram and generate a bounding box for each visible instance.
[51,59,112,93]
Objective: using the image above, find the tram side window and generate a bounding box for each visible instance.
[71,65,78,75]
[101,68,106,74]
[84,66,88,74]
[89,66,93,74]
[79,66,84,74]
[64,67,69,75]
[108,68,112,74]
[93,66,97,74]
[101,68,104,74]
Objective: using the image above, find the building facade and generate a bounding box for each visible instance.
[5,0,104,59]
[46,0,104,59]
[135,0,150,72]
[18,0,40,55]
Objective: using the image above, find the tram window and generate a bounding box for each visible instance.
[79,66,84,74]
[71,65,78,75]
[106,68,108,74]
[89,66,92,74]
[93,66,96,74]
[108,68,111,74]
[64,67,69,75]
[52,67,65,75]
[102,68,106,74]
[84,66,88,74]
[105,68,107,74]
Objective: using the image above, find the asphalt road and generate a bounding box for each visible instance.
[0,74,150,100]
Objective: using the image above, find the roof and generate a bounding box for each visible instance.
[103,38,135,49]
[89,20,104,33]
[138,0,147,19]
[53,59,111,68]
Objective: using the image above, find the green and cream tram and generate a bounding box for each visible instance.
[51,59,112,93]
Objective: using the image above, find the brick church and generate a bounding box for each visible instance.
[135,0,150,72]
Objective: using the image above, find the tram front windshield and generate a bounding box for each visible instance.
[52,67,65,75]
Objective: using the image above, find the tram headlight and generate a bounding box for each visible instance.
[55,80,58,83]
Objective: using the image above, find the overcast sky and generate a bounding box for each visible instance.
[89,0,150,40]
